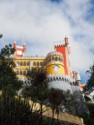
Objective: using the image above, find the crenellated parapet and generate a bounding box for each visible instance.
[46,51,63,63]
[13,41,26,57]
[48,74,70,82]
[46,51,65,75]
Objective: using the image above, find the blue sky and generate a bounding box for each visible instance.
[0,0,94,83]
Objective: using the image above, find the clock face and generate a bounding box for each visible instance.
[54,65,60,72]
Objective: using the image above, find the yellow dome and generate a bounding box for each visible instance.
[46,51,65,75]
[46,51,63,63]
[47,51,63,57]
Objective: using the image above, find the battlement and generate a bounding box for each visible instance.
[13,41,26,57]
[14,56,46,60]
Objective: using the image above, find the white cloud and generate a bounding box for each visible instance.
[0,0,94,81]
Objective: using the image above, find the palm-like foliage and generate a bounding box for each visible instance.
[48,88,75,121]
[22,68,77,124]
[49,88,64,112]
[48,88,65,125]
[0,94,42,125]
[22,68,49,101]
[22,67,49,125]
[0,44,82,125]
[62,90,75,113]
[79,103,94,125]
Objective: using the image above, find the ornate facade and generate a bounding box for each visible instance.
[13,37,81,90]
[13,37,89,114]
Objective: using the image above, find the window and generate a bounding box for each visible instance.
[33,62,36,66]
[43,62,47,66]
[20,71,22,75]
[59,57,61,61]
[55,57,58,61]
[59,57,62,62]
[23,71,26,75]
[27,62,30,66]
[40,62,43,66]
[20,62,22,66]
[20,62,24,66]
[37,62,39,66]
[24,62,26,66]
[52,57,54,61]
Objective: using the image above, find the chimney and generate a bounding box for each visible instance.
[76,72,81,81]
[23,43,26,52]
[65,37,69,46]
[13,41,16,49]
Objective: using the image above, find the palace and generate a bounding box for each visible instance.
[13,37,88,114]
[13,37,80,88]
[13,37,82,90]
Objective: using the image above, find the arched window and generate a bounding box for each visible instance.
[65,78,67,81]
[23,71,26,75]
[55,57,58,61]
[33,62,36,66]
[43,62,47,66]
[53,77,56,81]
[20,71,22,75]
[24,62,26,66]
[59,57,62,62]
[20,62,23,66]
[40,62,43,66]
[62,78,64,81]
[59,57,61,61]
[52,57,54,61]
[27,62,30,66]
[37,62,39,66]
[49,58,51,62]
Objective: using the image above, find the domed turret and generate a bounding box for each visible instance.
[46,51,74,92]
[46,51,65,75]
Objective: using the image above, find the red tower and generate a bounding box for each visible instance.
[54,37,70,76]
[13,42,26,57]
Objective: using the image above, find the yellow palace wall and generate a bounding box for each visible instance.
[14,56,46,79]
[14,54,65,79]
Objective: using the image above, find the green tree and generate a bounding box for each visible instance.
[48,88,75,125]
[0,94,43,125]
[63,90,76,114]
[48,88,64,125]
[86,64,94,89]
[0,44,45,125]
[80,103,94,125]
[22,68,49,125]
[0,95,30,125]
[0,44,22,96]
